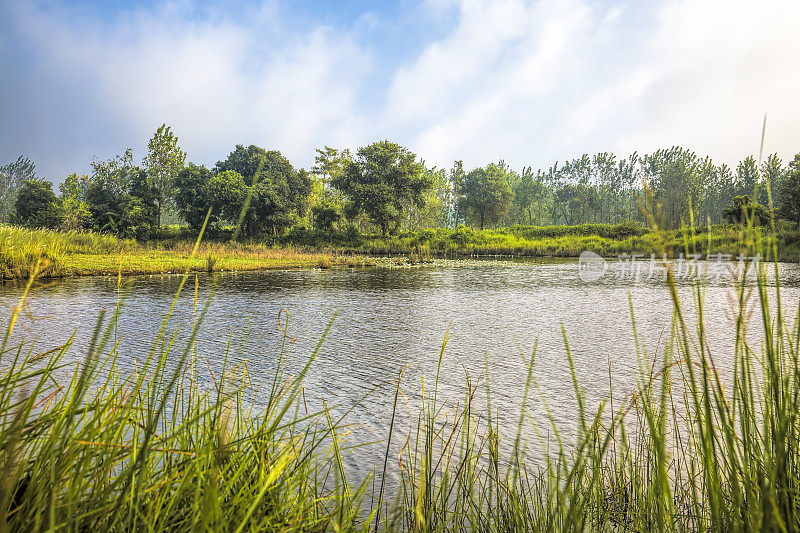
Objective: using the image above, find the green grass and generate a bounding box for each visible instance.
[2,214,800,531]
[0,225,374,280]
[5,222,800,280]
[283,221,800,261]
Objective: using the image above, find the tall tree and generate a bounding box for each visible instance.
[0,156,36,222]
[449,161,465,228]
[779,154,800,228]
[761,153,785,208]
[642,147,702,229]
[174,165,246,232]
[216,145,312,237]
[91,149,137,196]
[86,151,157,239]
[332,141,430,236]
[143,124,187,227]
[458,163,514,230]
[59,173,91,230]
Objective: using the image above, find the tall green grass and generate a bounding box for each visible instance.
[0,225,132,279]
[283,222,800,261]
[3,211,800,531]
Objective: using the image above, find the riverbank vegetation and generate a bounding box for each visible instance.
[2,205,800,530]
[0,225,372,280]
[5,220,800,280]
[2,125,800,244]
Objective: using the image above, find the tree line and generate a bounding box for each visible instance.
[3,124,800,239]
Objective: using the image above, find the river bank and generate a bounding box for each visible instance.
[0,225,375,280]
[3,222,799,280]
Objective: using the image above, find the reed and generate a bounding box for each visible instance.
[0,225,369,279]
[2,201,800,531]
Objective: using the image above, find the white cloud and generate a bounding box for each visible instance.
[3,0,372,175]
[1,0,799,180]
[386,0,800,169]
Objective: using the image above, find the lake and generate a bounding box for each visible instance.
[2,257,799,486]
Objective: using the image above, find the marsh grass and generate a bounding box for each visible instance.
[0,216,373,531]
[3,184,800,530]
[0,225,369,279]
[283,222,800,261]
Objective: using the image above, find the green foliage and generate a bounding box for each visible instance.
[143,123,187,226]
[11,178,61,229]
[458,162,514,229]
[215,145,312,237]
[58,173,92,230]
[175,165,250,232]
[332,140,431,236]
[311,199,341,232]
[91,148,136,196]
[175,163,215,231]
[85,156,158,240]
[722,195,771,225]
[779,154,800,227]
[206,170,247,222]
[0,156,36,222]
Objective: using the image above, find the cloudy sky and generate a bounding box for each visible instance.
[1,0,798,180]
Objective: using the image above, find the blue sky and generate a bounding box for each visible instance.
[1,0,799,180]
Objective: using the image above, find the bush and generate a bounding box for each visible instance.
[11,179,61,229]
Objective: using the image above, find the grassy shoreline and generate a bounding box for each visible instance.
[2,220,800,530]
[0,225,375,280]
[4,222,800,280]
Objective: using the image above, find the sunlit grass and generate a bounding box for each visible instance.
[3,208,800,530]
[0,225,373,279]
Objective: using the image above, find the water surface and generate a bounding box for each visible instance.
[2,258,799,482]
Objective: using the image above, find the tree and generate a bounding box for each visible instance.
[215,145,312,237]
[174,165,246,232]
[312,146,352,189]
[761,154,785,208]
[312,200,341,232]
[86,151,157,239]
[641,147,703,229]
[59,173,91,230]
[12,179,61,229]
[779,154,800,228]
[405,167,450,231]
[309,146,351,227]
[143,124,186,227]
[514,167,549,225]
[91,149,137,197]
[0,156,36,222]
[175,164,215,231]
[449,161,465,228]
[205,170,247,226]
[332,141,430,236]
[458,163,514,230]
[723,195,770,226]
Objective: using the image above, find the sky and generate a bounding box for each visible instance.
[1,0,799,181]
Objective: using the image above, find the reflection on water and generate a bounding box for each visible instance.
[2,258,800,483]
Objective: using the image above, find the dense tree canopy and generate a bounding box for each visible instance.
[779,154,800,228]
[85,152,158,239]
[5,122,800,240]
[175,165,247,231]
[332,141,430,236]
[12,179,61,228]
[0,156,36,223]
[215,145,312,237]
[458,163,514,230]
[143,124,186,227]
